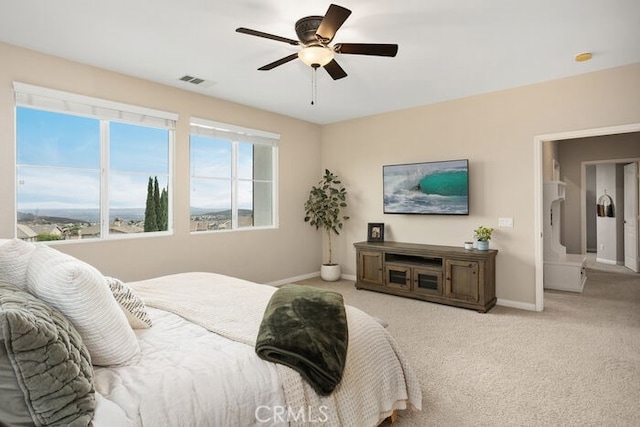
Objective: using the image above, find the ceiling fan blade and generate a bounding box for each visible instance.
[324,59,348,80]
[334,43,398,57]
[258,53,299,71]
[236,27,300,46]
[316,4,352,43]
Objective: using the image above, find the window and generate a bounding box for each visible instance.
[14,83,176,241]
[189,118,278,232]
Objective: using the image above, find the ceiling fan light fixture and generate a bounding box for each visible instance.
[298,46,334,67]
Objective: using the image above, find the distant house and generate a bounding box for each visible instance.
[190,220,209,232]
[16,224,37,242]
[31,224,64,239]
[69,225,101,240]
[110,223,144,234]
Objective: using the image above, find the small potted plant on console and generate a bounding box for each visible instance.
[474,225,494,250]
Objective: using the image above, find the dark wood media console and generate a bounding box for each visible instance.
[354,241,497,312]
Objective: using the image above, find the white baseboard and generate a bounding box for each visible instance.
[269,272,359,287]
[497,298,537,311]
[595,257,617,265]
[267,272,319,287]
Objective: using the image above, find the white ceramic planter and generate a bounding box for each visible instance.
[320,264,342,281]
[476,240,489,250]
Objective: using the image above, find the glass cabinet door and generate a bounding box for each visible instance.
[385,264,411,290]
[412,267,442,296]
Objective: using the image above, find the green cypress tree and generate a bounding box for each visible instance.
[153,177,161,231]
[159,187,168,231]
[144,177,157,232]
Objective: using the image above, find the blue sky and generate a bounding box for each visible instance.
[17,108,100,168]
[17,107,169,210]
[16,107,256,212]
[189,135,254,210]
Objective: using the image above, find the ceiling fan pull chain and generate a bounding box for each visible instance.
[311,64,319,105]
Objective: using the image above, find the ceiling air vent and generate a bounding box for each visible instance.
[179,75,205,85]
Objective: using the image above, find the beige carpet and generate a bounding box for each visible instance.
[295,267,640,426]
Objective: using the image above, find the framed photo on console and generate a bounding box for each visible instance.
[367,223,385,242]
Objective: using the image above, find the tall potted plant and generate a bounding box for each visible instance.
[304,169,350,281]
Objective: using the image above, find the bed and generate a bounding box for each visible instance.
[0,239,422,426]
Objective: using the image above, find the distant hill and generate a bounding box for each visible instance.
[18,208,145,224]
[189,208,253,217]
[17,211,89,225]
[18,207,253,225]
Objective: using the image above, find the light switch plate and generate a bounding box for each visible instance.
[498,217,514,227]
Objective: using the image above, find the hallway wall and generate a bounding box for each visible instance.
[556,132,640,254]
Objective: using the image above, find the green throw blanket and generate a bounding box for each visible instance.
[255,284,348,396]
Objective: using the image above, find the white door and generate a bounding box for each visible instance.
[623,162,639,272]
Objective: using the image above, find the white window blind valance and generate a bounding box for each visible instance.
[190,117,280,146]
[13,82,178,130]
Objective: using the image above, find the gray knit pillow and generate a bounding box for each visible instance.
[0,281,95,426]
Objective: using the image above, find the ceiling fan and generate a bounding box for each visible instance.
[236,3,398,80]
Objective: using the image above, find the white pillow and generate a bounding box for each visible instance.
[0,239,36,290]
[105,276,152,329]
[26,245,139,366]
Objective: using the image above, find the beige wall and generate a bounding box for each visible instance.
[542,141,560,182]
[2,40,639,307]
[0,42,323,284]
[322,63,640,306]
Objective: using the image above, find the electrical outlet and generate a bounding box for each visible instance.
[498,217,514,228]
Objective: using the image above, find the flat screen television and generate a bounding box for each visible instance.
[383,159,469,215]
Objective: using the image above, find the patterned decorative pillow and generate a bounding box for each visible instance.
[0,239,36,290]
[0,281,95,426]
[106,276,152,329]
[26,245,139,366]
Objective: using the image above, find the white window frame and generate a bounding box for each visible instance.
[14,82,177,241]
[189,117,279,233]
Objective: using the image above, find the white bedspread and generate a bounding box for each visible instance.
[127,272,422,426]
[93,308,287,426]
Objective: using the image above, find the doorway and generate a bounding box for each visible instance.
[583,159,640,271]
[534,123,640,311]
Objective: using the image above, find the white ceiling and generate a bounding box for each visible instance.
[1,0,638,124]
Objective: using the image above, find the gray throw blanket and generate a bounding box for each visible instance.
[255,284,348,395]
